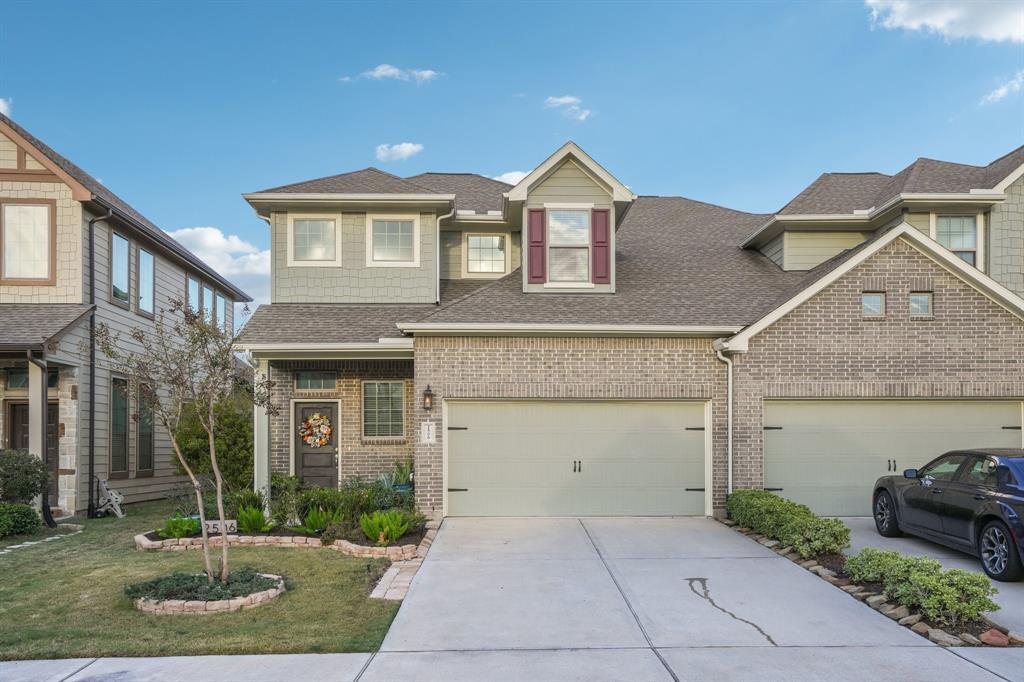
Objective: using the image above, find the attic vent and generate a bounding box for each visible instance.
[909,277,933,292]
[862,276,886,292]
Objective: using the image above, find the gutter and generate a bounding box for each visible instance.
[396,322,744,337]
[86,208,113,518]
[27,350,56,528]
[435,204,456,304]
[714,343,734,497]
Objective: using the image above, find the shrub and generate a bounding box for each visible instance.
[174,393,254,492]
[237,506,273,534]
[360,510,409,546]
[125,567,279,602]
[778,516,850,559]
[393,459,413,486]
[299,487,346,519]
[0,502,41,538]
[726,489,812,537]
[0,449,49,504]
[226,489,266,518]
[270,474,304,526]
[294,507,344,536]
[158,513,201,539]
[844,548,942,595]
[903,569,999,628]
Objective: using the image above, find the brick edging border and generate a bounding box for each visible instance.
[134,573,285,614]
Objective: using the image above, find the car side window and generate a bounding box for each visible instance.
[920,455,967,482]
[960,457,998,487]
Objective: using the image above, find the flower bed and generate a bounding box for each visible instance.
[128,569,286,615]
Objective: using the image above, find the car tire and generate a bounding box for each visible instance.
[874,490,901,537]
[979,520,1024,582]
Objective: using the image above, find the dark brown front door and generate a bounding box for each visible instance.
[294,403,338,488]
[8,402,59,497]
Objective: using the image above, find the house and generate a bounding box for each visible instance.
[0,113,251,518]
[238,141,1024,518]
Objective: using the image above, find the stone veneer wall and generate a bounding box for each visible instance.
[268,360,415,482]
[731,237,1024,500]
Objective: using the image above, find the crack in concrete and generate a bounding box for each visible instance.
[685,577,777,647]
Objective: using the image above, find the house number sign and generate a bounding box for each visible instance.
[203,519,238,534]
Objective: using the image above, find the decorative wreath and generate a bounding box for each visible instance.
[299,413,333,448]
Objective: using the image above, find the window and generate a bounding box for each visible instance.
[363,381,404,438]
[138,248,155,315]
[920,454,968,483]
[110,377,129,477]
[909,292,932,316]
[111,233,130,306]
[547,209,590,282]
[862,292,885,317]
[465,234,507,275]
[137,395,154,474]
[5,368,58,389]
[367,215,419,266]
[2,201,54,283]
[960,457,998,487]
[288,215,340,266]
[937,215,977,266]
[296,371,336,390]
[187,276,201,314]
[216,294,227,331]
[202,284,214,324]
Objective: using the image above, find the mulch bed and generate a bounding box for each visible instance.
[144,526,427,548]
[143,527,310,543]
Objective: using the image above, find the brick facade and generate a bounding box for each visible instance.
[268,360,415,482]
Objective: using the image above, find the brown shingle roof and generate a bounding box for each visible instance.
[405,173,510,213]
[0,304,93,349]
[252,168,440,195]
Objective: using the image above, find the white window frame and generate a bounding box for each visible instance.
[862,292,886,317]
[361,379,406,440]
[365,214,420,268]
[461,231,511,279]
[287,213,343,267]
[929,212,985,272]
[544,203,593,287]
[909,292,933,317]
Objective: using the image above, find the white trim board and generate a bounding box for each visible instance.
[365,213,422,268]
[286,212,344,268]
[504,141,636,203]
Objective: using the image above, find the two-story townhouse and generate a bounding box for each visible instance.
[0,113,251,519]
[239,141,1024,521]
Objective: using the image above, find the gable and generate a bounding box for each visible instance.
[525,158,612,208]
[0,130,59,178]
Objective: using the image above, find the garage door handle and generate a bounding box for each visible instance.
[685,487,705,492]
[448,426,468,431]
[447,488,468,492]
[764,487,784,492]
[1002,426,1022,430]
[763,426,783,430]
[685,427,705,431]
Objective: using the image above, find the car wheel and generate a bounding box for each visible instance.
[874,491,901,537]
[979,520,1024,582]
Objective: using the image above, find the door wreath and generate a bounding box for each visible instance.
[299,412,333,448]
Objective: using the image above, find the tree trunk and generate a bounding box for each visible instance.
[207,401,230,584]
[169,437,215,583]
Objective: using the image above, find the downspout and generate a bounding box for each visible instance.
[435,204,455,304]
[715,347,734,497]
[87,208,113,518]
[27,350,56,528]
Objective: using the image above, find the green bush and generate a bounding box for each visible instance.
[294,507,344,536]
[226,489,266,518]
[844,548,942,594]
[174,393,254,492]
[270,474,305,526]
[0,449,49,504]
[393,459,413,486]
[0,502,41,538]
[125,567,279,602]
[237,506,273,534]
[299,487,346,519]
[726,489,812,537]
[778,515,851,559]
[360,510,409,546]
[158,513,200,539]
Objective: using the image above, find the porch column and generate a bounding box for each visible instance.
[253,358,270,503]
[27,358,46,505]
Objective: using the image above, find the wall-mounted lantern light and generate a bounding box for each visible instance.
[422,385,435,411]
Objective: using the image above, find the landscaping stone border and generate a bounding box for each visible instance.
[720,518,1023,648]
[133,573,285,615]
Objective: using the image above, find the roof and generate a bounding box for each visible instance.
[0,113,251,302]
[0,304,93,350]
[406,173,510,214]
[251,168,441,195]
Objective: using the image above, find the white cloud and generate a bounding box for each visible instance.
[408,69,440,84]
[0,98,11,116]
[981,70,1024,104]
[865,0,1024,43]
[346,63,442,84]
[375,142,424,162]
[544,95,592,121]
[493,171,529,185]
[166,227,271,314]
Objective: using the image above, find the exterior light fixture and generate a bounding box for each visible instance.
[422,385,435,411]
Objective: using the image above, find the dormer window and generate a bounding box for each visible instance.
[366,214,420,267]
[936,215,977,267]
[547,209,590,282]
[287,214,342,267]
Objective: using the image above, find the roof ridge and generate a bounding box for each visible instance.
[256,166,440,194]
[985,142,1024,169]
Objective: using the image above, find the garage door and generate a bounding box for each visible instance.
[764,400,1023,516]
[446,400,707,516]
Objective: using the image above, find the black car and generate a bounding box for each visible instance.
[872,448,1024,582]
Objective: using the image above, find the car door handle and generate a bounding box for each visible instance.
[974,495,987,501]
[931,488,944,494]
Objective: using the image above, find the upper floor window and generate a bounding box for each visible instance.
[287,214,341,267]
[216,293,228,332]
[138,248,155,315]
[2,200,55,284]
[187,275,201,315]
[936,215,977,266]
[367,215,419,267]
[202,284,214,324]
[111,233,130,306]
[862,292,885,317]
[465,234,507,275]
[909,292,932,317]
[547,209,590,282]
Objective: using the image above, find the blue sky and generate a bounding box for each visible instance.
[1,1,1022,306]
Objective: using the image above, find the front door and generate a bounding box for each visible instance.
[8,402,59,498]
[294,403,338,488]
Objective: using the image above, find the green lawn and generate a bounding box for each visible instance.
[0,500,400,660]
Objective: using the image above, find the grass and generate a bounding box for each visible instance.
[0,521,80,551]
[0,500,400,660]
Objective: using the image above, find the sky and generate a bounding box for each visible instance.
[1,0,1023,313]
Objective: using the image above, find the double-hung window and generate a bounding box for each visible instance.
[138,248,155,315]
[936,215,977,266]
[547,209,590,282]
[362,381,404,438]
[1,200,54,284]
[288,214,341,266]
[110,377,129,478]
[137,394,154,475]
[111,233,130,306]
[465,234,507,275]
[187,276,201,315]
[368,215,418,266]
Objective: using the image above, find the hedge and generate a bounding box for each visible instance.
[726,489,850,559]
[0,502,42,538]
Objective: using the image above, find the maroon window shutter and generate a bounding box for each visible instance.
[591,209,610,284]
[527,209,546,283]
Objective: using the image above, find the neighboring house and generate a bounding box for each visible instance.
[239,141,1024,519]
[0,114,250,517]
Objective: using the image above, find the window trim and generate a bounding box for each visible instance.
[287,213,343,267]
[215,293,228,332]
[109,375,130,479]
[109,231,131,309]
[202,284,214,325]
[136,246,155,318]
[361,379,406,441]
[365,214,421,268]
[294,370,337,391]
[5,368,58,391]
[136,389,155,477]
[544,205,592,284]
[909,291,933,317]
[461,231,511,279]
[861,291,886,318]
[931,212,984,272]
[186,275,201,315]
[0,198,57,286]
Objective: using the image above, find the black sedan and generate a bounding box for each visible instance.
[872,448,1024,582]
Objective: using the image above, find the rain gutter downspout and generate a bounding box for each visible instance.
[87,208,113,518]
[715,346,734,497]
[27,350,56,528]
[435,204,455,304]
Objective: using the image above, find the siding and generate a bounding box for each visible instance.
[989,173,1024,298]
[762,234,784,267]
[905,212,930,235]
[272,211,437,303]
[784,231,867,271]
[439,227,521,279]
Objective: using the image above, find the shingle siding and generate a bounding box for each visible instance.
[989,173,1024,298]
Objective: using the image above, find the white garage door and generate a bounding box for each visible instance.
[446,400,707,516]
[764,400,1024,516]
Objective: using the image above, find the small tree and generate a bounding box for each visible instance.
[96,299,274,584]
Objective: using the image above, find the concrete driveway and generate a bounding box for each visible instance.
[847,516,1024,635]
